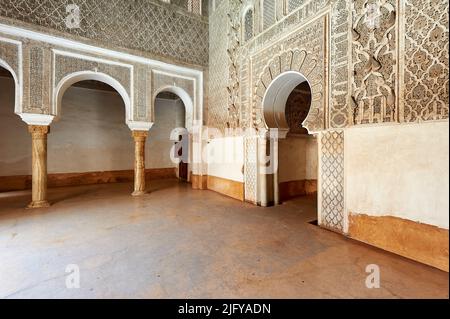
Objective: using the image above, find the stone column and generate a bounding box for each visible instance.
[27,125,50,209]
[258,133,269,207]
[132,131,148,196]
[273,137,280,206]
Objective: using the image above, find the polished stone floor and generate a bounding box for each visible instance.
[0,179,448,299]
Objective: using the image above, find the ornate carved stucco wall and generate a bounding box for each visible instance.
[208,0,449,233]
[0,31,202,131]
[0,0,207,183]
[208,0,449,130]
[0,0,209,67]
[208,0,229,130]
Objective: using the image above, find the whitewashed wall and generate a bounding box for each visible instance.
[278,135,318,183]
[207,136,245,182]
[150,97,185,169]
[345,122,449,229]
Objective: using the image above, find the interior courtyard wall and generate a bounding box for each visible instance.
[345,121,449,230]
[207,0,449,268]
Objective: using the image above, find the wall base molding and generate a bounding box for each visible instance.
[0,167,177,192]
[206,175,244,201]
[349,213,449,272]
[279,179,317,201]
[191,174,207,190]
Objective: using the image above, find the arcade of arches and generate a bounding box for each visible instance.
[0,0,448,298]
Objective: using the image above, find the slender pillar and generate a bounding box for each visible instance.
[258,133,269,207]
[27,125,50,209]
[273,137,280,206]
[132,130,148,196]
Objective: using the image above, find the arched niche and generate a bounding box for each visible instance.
[262,71,312,138]
[153,85,194,133]
[253,49,325,134]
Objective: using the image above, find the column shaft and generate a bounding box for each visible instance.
[27,125,50,209]
[132,131,148,196]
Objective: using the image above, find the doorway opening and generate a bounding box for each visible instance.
[261,71,318,206]
[153,91,188,183]
[277,81,318,203]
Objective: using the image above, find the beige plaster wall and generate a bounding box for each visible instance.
[150,97,186,170]
[207,136,244,182]
[0,76,31,176]
[278,135,318,183]
[345,122,449,229]
[48,86,133,173]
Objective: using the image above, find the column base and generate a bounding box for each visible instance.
[131,190,147,197]
[27,200,51,209]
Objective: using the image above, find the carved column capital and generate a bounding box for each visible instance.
[132,130,148,141]
[28,125,50,137]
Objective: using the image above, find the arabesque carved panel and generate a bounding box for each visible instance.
[351,0,397,125]
[403,0,449,122]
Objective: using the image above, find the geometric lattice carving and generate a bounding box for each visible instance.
[244,135,258,203]
[288,0,303,13]
[247,0,327,54]
[403,0,449,122]
[352,0,397,125]
[320,130,345,233]
[207,0,229,130]
[0,0,208,66]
